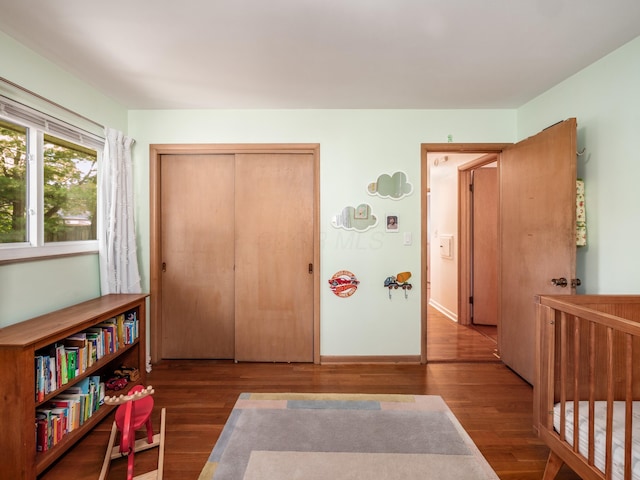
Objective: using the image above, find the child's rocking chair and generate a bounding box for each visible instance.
[99,385,166,480]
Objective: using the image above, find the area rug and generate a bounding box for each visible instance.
[198,393,498,480]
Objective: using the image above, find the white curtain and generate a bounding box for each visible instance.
[98,128,142,294]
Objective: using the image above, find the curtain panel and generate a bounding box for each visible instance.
[99,128,141,294]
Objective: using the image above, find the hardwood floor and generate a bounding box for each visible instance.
[427,303,499,362]
[39,310,581,480]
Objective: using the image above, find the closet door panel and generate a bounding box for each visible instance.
[234,153,314,362]
[160,154,235,358]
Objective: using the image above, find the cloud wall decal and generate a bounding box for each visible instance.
[331,204,377,231]
[367,171,413,199]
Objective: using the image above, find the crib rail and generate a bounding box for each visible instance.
[535,295,640,480]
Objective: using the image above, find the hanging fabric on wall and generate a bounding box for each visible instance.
[99,128,142,294]
[576,179,587,247]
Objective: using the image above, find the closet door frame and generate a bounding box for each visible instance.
[149,143,321,364]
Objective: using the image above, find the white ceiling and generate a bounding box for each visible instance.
[2,1,640,110]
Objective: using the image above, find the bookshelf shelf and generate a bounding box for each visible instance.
[35,338,140,408]
[0,293,148,479]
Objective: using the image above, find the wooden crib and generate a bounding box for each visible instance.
[535,295,640,480]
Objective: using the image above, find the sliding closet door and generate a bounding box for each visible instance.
[160,154,235,358]
[234,153,315,362]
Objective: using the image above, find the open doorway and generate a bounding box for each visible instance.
[422,121,577,382]
[459,155,499,348]
[421,144,508,363]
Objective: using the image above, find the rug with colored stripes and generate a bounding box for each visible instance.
[198,392,498,480]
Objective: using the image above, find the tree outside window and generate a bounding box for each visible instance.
[0,119,98,245]
[0,121,27,243]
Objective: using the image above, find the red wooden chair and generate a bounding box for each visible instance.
[99,385,166,480]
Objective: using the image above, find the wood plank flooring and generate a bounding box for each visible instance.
[427,303,499,362]
[39,309,581,480]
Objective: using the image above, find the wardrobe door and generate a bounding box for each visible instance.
[234,152,314,362]
[160,154,235,358]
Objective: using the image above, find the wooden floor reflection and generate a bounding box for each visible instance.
[427,303,499,363]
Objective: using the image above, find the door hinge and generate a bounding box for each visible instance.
[469,296,473,304]
[469,183,473,192]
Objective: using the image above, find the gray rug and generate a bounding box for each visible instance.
[198,393,498,480]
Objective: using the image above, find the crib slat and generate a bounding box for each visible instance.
[573,317,581,452]
[588,320,596,466]
[605,327,614,480]
[624,334,632,480]
[560,312,568,441]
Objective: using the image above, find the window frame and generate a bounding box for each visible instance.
[0,96,104,263]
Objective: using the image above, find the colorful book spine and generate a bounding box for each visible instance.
[35,409,52,452]
[35,356,45,402]
[116,314,125,348]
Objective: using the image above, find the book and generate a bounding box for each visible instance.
[85,328,105,360]
[35,410,51,452]
[50,397,81,431]
[89,375,101,413]
[47,356,57,393]
[124,313,139,344]
[96,322,118,354]
[85,333,99,366]
[35,356,45,402]
[49,343,68,387]
[115,314,125,348]
[50,407,69,440]
[66,375,102,420]
[64,334,88,374]
[35,409,53,451]
[65,347,78,380]
[126,310,139,342]
[54,393,85,426]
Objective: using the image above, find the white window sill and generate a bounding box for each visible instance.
[0,241,98,264]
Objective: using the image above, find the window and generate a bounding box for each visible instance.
[0,97,103,262]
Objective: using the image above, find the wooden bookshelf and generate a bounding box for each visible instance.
[0,293,148,479]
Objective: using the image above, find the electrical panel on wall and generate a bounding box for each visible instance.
[439,235,453,259]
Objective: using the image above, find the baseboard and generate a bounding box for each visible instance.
[428,298,458,322]
[320,355,421,364]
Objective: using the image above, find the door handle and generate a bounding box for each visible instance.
[551,277,568,287]
[308,263,313,274]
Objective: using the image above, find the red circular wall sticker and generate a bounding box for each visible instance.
[328,270,360,297]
